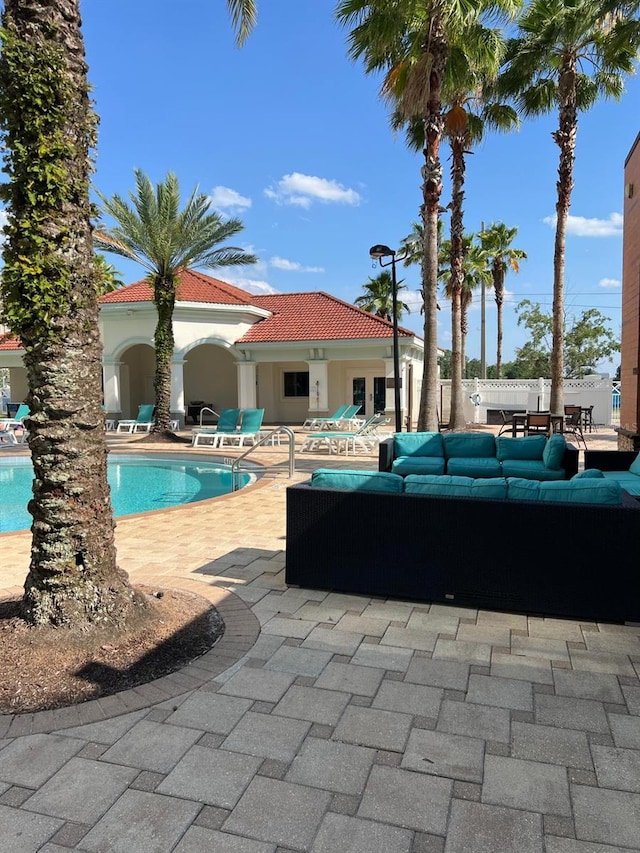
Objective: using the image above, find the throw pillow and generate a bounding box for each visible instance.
[572,469,605,479]
[542,433,567,469]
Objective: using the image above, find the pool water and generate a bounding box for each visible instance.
[0,454,253,533]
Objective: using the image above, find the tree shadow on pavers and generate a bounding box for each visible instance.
[194,548,285,578]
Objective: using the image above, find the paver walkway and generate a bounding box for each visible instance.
[1,427,638,852]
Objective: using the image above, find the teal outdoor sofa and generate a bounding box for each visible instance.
[379,431,579,481]
[583,450,640,497]
[285,466,640,623]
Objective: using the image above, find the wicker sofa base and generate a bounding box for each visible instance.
[285,482,640,624]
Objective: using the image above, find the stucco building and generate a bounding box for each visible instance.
[1,269,430,428]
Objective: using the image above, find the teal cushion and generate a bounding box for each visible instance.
[501,460,565,480]
[404,475,507,500]
[506,478,541,501]
[542,433,567,469]
[394,432,444,458]
[446,457,502,478]
[507,477,622,505]
[496,435,546,462]
[311,469,404,493]
[600,471,640,496]
[404,474,475,498]
[572,469,605,479]
[629,453,640,475]
[443,433,496,459]
[392,456,446,476]
[538,480,622,505]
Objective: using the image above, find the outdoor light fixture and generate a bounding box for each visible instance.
[369,243,407,432]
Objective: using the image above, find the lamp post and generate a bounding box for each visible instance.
[369,244,406,433]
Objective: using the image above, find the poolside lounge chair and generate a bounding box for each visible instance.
[303,405,349,431]
[0,403,30,444]
[299,413,390,456]
[191,408,241,447]
[116,403,156,433]
[215,408,265,448]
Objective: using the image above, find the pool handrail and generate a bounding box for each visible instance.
[230,426,296,491]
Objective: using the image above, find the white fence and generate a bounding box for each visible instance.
[437,378,616,428]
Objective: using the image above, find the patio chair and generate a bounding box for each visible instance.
[325,404,363,431]
[116,403,156,433]
[215,408,265,448]
[0,403,30,444]
[302,404,349,431]
[299,413,389,456]
[563,405,587,449]
[191,408,241,447]
[525,412,552,437]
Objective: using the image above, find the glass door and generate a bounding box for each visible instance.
[351,374,387,419]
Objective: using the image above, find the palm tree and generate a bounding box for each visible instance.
[0,1,141,626]
[95,170,256,436]
[439,235,492,379]
[479,222,527,377]
[355,271,410,321]
[336,0,520,431]
[0,0,258,629]
[499,0,640,413]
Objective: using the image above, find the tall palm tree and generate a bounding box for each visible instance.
[0,0,258,629]
[479,222,527,377]
[355,271,410,321]
[499,0,640,413]
[336,0,520,431]
[0,0,140,626]
[439,235,492,379]
[95,170,256,436]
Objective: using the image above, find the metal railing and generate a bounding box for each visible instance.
[230,425,296,491]
[198,406,218,427]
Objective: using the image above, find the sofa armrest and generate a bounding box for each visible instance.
[562,443,579,478]
[584,450,638,472]
[378,437,394,472]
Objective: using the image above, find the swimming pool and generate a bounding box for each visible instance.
[0,454,254,533]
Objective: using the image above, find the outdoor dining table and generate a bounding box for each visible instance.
[511,412,564,437]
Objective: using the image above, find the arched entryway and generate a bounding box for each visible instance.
[183,343,238,424]
[118,343,155,419]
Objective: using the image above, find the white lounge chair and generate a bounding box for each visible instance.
[299,413,390,456]
[192,408,241,447]
[116,403,155,433]
[303,404,349,431]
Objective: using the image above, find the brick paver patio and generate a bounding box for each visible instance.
[1,426,638,852]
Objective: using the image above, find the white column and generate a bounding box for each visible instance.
[102,359,121,415]
[306,361,328,413]
[237,361,257,409]
[170,358,185,426]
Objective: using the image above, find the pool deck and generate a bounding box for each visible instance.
[2,426,640,852]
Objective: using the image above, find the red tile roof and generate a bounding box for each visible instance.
[99,268,254,305]
[0,332,21,351]
[240,291,415,343]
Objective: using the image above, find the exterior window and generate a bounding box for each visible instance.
[283,371,309,398]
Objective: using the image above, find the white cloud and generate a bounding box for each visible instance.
[542,212,623,237]
[222,274,279,295]
[599,277,621,288]
[0,208,7,244]
[269,256,324,273]
[207,186,252,214]
[264,172,361,208]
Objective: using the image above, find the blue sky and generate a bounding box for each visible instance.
[78,0,638,375]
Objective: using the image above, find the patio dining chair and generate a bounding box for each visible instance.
[525,412,552,437]
[563,405,587,449]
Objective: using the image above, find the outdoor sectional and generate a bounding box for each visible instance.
[583,449,640,497]
[285,467,640,624]
[378,431,579,480]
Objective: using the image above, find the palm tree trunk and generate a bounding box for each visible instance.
[152,280,176,434]
[417,25,446,432]
[0,0,139,626]
[550,63,577,415]
[448,133,466,430]
[494,262,505,378]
